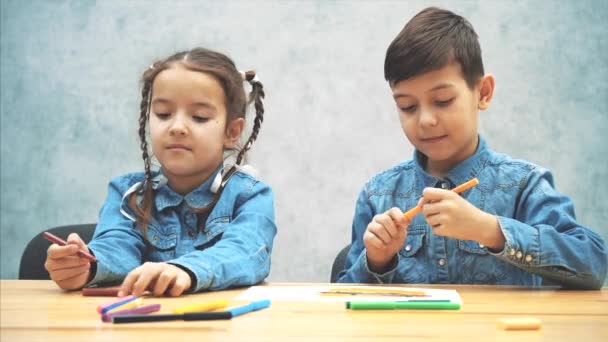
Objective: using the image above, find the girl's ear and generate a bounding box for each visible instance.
[477,74,495,110]
[224,118,245,148]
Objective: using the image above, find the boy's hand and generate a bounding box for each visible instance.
[118,262,191,297]
[45,233,91,290]
[421,187,505,250]
[363,207,411,273]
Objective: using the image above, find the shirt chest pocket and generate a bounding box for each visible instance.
[146,224,178,261]
[398,226,426,258]
[193,216,230,250]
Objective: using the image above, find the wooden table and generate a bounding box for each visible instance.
[1,280,607,341]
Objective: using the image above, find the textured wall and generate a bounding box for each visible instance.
[1,0,607,284]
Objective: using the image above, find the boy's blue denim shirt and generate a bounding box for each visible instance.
[338,136,608,289]
[86,166,277,292]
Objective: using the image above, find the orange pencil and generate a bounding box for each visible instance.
[403,178,479,220]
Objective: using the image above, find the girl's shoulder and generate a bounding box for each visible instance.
[107,172,146,194]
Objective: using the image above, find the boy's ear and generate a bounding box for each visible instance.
[224,118,245,149]
[477,74,495,110]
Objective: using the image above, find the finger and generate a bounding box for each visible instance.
[374,215,397,240]
[422,202,442,216]
[368,222,392,245]
[66,233,87,250]
[118,268,141,297]
[153,269,175,296]
[50,263,90,282]
[47,244,80,259]
[422,187,451,202]
[168,274,190,297]
[56,270,90,290]
[385,207,408,229]
[131,265,158,297]
[363,230,387,250]
[425,213,443,228]
[45,255,89,271]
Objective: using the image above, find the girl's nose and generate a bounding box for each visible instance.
[169,115,188,136]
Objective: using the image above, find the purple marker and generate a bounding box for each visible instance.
[101,304,162,323]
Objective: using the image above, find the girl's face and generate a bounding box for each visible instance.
[149,65,242,195]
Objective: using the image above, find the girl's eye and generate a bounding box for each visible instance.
[155,112,171,119]
[193,116,209,123]
[400,105,417,113]
[435,98,454,107]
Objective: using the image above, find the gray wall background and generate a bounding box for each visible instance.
[1,0,607,284]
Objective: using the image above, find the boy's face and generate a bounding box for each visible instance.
[391,62,491,176]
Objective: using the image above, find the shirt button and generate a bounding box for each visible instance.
[405,245,412,252]
[479,243,485,248]
[187,230,195,238]
[508,248,516,256]
[440,182,449,189]
[516,251,523,259]
[438,258,446,266]
[525,255,533,263]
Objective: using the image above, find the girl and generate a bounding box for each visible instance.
[45,48,277,296]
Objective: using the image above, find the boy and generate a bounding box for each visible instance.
[337,7,607,289]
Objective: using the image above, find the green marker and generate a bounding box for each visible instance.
[346,301,461,310]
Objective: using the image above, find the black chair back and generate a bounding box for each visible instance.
[330,244,351,283]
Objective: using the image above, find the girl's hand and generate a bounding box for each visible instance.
[363,207,411,273]
[118,262,192,297]
[44,233,91,290]
[421,187,505,250]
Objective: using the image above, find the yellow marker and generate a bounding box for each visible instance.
[497,317,542,330]
[404,178,480,220]
[172,299,228,314]
[105,297,143,313]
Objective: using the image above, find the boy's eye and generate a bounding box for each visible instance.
[400,105,417,113]
[435,98,454,107]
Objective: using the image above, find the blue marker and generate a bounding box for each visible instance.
[111,299,271,324]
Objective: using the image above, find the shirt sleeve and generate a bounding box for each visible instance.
[86,177,146,286]
[337,186,400,283]
[167,181,277,292]
[490,167,608,289]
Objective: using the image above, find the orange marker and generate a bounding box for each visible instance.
[404,178,479,220]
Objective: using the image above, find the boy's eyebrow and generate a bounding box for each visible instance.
[393,83,455,100]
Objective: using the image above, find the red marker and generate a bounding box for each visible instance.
[43,231,96,262]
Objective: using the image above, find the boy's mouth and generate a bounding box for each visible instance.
[420,135,447,143]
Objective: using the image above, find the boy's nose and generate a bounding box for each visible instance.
[419,109,438,127]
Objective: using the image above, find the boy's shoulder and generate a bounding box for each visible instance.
[364,160,417,193]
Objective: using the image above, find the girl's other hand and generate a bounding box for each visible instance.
[118,262,191,297]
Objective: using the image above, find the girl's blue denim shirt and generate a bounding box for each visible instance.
[86,166,277,292]
[338,136,607,289]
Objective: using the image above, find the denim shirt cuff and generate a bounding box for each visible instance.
[488,216,540,268]
[360,250,399,283]
[168,257,213,292]
[85,247,123,286]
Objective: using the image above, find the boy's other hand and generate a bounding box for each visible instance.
[421,187,505,250]
[45,233,91,290]
[364,207,410,273]
[118,262,191,297]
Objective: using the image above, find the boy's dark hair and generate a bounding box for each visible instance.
[130,48,265,239]
[384,7,484,89]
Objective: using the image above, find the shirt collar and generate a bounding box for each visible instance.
[152,166,222,212]
[413,135,489,189]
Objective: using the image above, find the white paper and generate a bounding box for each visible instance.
[236,285,462,303]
